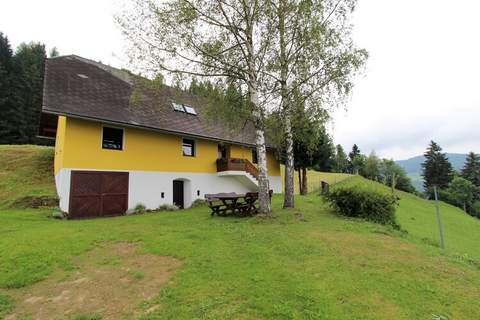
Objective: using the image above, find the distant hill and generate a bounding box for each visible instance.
[395,153,468,192]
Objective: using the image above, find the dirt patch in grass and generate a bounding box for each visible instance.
[4,242,182,320]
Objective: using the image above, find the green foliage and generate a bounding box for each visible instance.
[189,78,251,134]
[332,144,349,173]
[325,178,398,226]
[461,151,480,187]
[350,154,366,175]
[51,210,67,220]
[471,201,480,218]
[444,176,477,213]
[422,141,454,196]
[49,46,60,58]
[157,204,179,211]
[360,151,381,181]
[291,100,334,171]
[379,159,416,193]
[190,199,207,208]
[0,39,47,144]
[133,203,147,215]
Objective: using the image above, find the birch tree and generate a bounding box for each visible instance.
[266,0,367,207]
[117,0,275,213]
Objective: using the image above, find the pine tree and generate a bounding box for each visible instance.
[349,144,361,161]
[461,152,480,187]
[13,42,47,144]
[421,141,454,195]
[0,32,20,144]
[348,144,362,174]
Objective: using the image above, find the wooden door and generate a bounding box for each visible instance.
[173,180,184,209]
[69,171,129,218]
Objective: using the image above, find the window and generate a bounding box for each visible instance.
[172,102,197,116]
[182,139,195,157]
[218,144,228,159]
[172,102,185,112]
[184,105,197,115]
[252,148,258,164]
[102,127,123,150]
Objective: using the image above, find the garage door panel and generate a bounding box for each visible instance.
[70,171,129,218]
[102,194,128,216]
[71,172,102,196]
[102,173,129,194]
[69,196,101,218]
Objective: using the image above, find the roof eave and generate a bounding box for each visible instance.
[42,107,276,150]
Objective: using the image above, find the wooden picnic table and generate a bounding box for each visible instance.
[205,191,272,217]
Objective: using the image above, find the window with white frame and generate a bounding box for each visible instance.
[182,138,195,157]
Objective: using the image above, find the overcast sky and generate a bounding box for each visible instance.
[2,0,479,160]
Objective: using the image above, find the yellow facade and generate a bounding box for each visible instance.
[55,117,281,176]
[54,116,66,175]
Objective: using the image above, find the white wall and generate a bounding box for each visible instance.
[55,168,282,212]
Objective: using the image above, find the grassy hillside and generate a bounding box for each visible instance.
[332,176,480,261]
[280,165,352,194]
[1,145,479,318]
[0,145,56,208]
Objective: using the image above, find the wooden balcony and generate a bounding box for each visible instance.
[216,158,259,179]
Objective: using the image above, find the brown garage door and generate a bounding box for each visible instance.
[69,171,129,219]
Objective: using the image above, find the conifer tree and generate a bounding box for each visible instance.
[348,144,361,174]
[421,141,454,196]
[461,152,480,187]
[0,32,21,144]
[13,42,47,144]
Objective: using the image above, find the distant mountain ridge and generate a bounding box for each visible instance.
[395,153,468,191]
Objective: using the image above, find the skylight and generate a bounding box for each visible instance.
[172,102,197,116]
[184,105,197,115]
[77,74,89,79]
[172,102,185,112]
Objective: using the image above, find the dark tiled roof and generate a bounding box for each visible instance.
[42,55,256,146]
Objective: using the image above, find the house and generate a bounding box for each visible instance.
[39,55,282,218]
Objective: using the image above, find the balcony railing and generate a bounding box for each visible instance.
[216,158,259,179]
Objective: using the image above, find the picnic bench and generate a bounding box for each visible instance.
[205,190,273,217]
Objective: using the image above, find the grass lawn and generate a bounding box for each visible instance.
[1,193,480,319]
[0,145,56,208]
[280,165,352,194]
[1,146,480,319]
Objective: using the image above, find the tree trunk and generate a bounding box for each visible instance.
[298,168,303,195]
[301,167,308,195]
[278,0,294,209]
[464,202,467,212]
[283,112,295,208]
[244,18,270,215]
[250,84,271,214]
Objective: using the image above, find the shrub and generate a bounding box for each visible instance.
[324,180,398,226]
[471,201,480,218]
[133,203,147,215]
[51,209,67,220]
[191,199,207,208]
[157,204,179,211]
